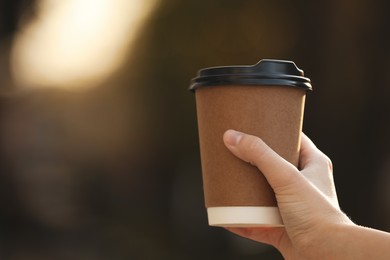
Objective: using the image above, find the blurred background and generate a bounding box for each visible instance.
[0,0,389,259]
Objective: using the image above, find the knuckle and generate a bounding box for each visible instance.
[246,137,265,156]
[325,156,333,172]
[317,151,333,172]
[241,136,269,166]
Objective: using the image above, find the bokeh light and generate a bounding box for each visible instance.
[0,0,389,259]
[11,0,159,90]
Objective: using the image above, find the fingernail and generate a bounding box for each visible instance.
[224,129,243,146]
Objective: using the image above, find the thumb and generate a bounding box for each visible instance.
[223,129,304,192]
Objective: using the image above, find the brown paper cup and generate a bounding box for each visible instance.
[190,60,312,227]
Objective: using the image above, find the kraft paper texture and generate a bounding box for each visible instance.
[195,85,306,207]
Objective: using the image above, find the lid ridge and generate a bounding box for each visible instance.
[190,59,311,91]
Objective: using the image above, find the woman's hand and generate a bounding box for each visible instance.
[222,130,353,259]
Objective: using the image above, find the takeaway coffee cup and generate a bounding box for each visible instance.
[190,59,312,227]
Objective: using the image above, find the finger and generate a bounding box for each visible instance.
[299,133,338,205]
[225,227,287,248]
[299,133,333,173]
[299,133,334,183]
[223,129,302,190]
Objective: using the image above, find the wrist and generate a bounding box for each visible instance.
[320,222,357,259]
[314,221,390,260]
[295,213,355,259]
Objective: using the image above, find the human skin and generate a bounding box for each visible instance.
[223,129,390,260]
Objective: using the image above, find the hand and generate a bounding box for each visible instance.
[222,130,353,259]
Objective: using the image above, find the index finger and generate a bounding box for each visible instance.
[299,133,333,173]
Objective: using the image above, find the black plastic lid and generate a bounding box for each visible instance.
[190,59,312,91]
